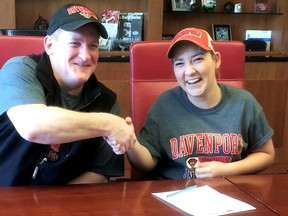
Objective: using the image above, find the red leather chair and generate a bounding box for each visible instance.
[0,35,45,69]
[129,40,245,180]
[130,40,245,134]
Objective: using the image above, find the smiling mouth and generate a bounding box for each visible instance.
[75,63,89,67]
[186,78,201,85]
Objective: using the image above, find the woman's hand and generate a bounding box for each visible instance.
[195,161,226,178]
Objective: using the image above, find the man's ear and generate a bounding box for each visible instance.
[44,35,53,55]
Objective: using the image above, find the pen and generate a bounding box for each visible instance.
[167,185,197,197]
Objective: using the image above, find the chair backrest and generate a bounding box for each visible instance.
[130,40,245,135]
[129,40,245,180]
[0,35,45,69]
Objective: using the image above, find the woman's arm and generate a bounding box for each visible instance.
[106,117,157,172]
[196,139,275,178]
[126,140,158,172]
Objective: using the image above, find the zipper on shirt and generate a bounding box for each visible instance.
[32,157,47,179]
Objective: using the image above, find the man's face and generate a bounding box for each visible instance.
[47,23,100,95]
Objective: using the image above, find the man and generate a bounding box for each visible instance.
[0,3,134,186]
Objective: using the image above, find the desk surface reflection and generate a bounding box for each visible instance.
[0,176,282,215]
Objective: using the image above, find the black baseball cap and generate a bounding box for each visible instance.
[47,3,108,39]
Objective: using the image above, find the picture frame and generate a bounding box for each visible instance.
[254,0,273,13]
[171,0,191,11]
[212,24,232,41]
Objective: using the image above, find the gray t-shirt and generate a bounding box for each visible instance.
[138,84,274,180]
[0,56,45,115]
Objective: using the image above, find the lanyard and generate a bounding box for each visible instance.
[32,144,61,179]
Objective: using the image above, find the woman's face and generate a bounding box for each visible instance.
[172,42,221,102]
[45,23,100,95]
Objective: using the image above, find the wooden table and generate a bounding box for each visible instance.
[0,177,280,216]
[226,174,288,216]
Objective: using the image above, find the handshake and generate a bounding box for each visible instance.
[104,117,137,155]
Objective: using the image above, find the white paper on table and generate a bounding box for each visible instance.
[152,185,256,216]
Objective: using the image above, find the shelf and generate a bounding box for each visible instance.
[100,50,286,57]
[245,51,282,56]
[99,51,130,62]
[164,11,283,15]
[245,51,288,62]
[100,51,284,57]
[99,51,129,57]
[98,50,288,63]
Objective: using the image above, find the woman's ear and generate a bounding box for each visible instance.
[214,52,221,78]
[214,52,221,70]
[44,35,53,55]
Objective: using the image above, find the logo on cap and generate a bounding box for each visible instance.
[67,5,98,20]
[188,29,202,38]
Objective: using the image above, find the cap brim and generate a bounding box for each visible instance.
[61,20,108,39]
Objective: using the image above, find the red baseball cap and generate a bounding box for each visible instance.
[167,27,215,58]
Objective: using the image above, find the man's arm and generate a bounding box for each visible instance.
[7,104,134,146]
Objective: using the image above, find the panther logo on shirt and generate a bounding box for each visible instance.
[183,157,199,179]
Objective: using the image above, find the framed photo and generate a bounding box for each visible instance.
[212,24,232,41]
[171,0,191,11]
[254,0,273,13]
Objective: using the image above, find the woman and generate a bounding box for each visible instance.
[109,27,275,180]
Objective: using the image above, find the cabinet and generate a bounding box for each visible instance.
[1,0,287,56]
[162,0,288,56]
[245,62,288,173]
[1,0,163,41]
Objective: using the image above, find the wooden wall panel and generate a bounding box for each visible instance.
[0,0,16,29]
[96,62,131,179]
[246,62,288,170]
[96,62,130,118]
[245,80,287,149]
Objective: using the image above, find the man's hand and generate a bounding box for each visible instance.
[105,117,136,155]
